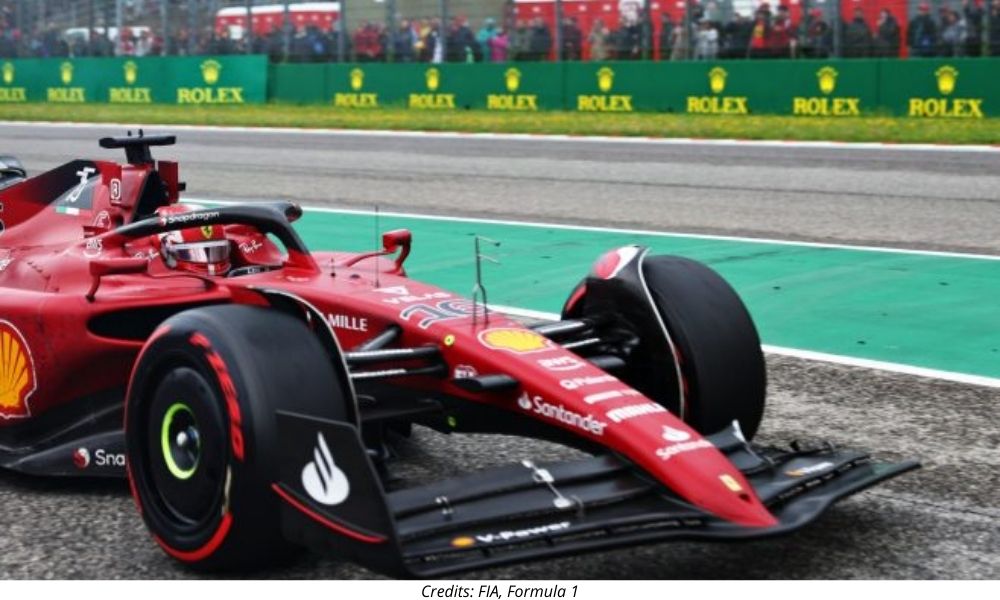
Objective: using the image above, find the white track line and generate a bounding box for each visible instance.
[193,199,1000,262]
[491,304,1000,389]
[2,120,999,154]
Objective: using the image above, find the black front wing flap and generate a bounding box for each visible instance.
[273,412,918,577]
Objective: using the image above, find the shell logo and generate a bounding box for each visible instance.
[2,62,14,85]
[719,473,743,493]
[349,67,364,91]
[504,67,521,93]
[708,67,727,94]
[60,62,74,85]
[123,60,138,85]
[597,66,614,93]
[201,60,222,85]
[425,68,440,92]
[817,66,838,95]
[478,328,553,354]
[0,321,37,420]
[935,65,958,96]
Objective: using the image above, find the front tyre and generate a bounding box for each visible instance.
[640,255,767,439]
[125,305,349,571]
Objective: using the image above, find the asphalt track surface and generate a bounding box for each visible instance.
[0,124,998,580]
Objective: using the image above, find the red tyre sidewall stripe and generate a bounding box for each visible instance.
[154,513,234,563]
[271,484,386,544]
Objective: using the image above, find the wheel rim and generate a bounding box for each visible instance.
[161,403,200,480]
[145,367,227,530]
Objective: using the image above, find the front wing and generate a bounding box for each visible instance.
[273,413,918,577]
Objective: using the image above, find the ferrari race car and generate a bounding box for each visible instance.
[0,134,918,576]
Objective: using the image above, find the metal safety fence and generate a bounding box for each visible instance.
[0,0,995,62]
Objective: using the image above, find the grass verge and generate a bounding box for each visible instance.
[1,103,997,144]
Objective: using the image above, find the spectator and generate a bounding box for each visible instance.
[721,13,753,58]
[589,19,610,61]
[694,19,719,59]
[657,14,673,60]
[992,0,1000,56]
[908,2,939,57]
[670,21,689,60]
[748,9,771,58]
[353,22,382,62]
[802,8,832,57]
[489,27,509,62]
[394,20,417,62]
[769,5,793,58]
[476,18,496,60]
[422,18,444,63]
[842,8,873,57]
[528,17,551,61]
[962,0,984,55]
[562,17,583,61]
[447,18,478,62]
[873,9,901,57]
[940,7,967,56]
[510,20,530,61]
[617,14,644,60]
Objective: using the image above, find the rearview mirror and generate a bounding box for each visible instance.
[87,257,149,302]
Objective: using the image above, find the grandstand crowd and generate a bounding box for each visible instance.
[1,0,997,61]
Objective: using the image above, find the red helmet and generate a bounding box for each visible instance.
[155,207,231,276]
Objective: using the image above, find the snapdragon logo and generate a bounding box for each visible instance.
[301,433,350,506]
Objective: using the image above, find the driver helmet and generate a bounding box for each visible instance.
[157,220,231,276]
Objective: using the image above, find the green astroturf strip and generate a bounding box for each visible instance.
[294,210,1000,379]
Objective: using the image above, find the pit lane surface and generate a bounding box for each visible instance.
[0,124,998,579]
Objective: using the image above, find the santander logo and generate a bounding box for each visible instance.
[301,433,350,506]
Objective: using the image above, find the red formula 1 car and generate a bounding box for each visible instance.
[0,134,917,576]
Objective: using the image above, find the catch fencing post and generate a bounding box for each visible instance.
[386,0,397,62]
[337,0,348,62]
[160,0,168,55]
[245,0,254,54]
[440,0,449,62]
[985,6,991,56]
[554,0,563,61]
[832,0,841,57]
[684,0,692,59]
[115,0,123,55]
[283,1,291,61]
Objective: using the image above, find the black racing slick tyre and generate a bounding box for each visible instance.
[125,305,351,571]
[640,256,766,439]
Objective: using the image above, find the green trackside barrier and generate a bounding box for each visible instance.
[1,55,995,117]
[0,55,268,105]
[317,62,566,110]
[563,60,880,116]
[880,59,999,119]
[279,57,997,118]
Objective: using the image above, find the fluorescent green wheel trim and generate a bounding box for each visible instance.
[161,402,199,480]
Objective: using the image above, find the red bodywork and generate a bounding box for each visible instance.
[0,152,776,529]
